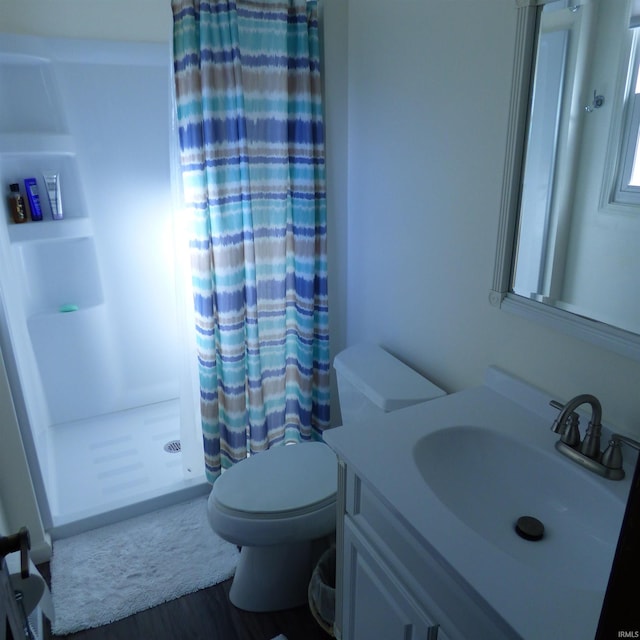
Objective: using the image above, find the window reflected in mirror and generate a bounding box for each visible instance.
[615,30,640,202]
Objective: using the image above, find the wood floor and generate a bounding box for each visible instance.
[39,564,331,640]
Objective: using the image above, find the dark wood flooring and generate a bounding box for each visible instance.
[39,564,330,640]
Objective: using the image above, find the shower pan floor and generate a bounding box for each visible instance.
[46,399,209,538]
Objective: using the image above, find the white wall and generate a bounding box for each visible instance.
[341,0,640,437]
[1,1,172,43]
[0,352,50,561]
[320,0,349,426]
[0,496,8,534]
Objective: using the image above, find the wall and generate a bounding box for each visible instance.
[342,0,640,437]
[0,352,49,561]
[0,496,8,534]
[1,1,171,43]
[320,0,349,426]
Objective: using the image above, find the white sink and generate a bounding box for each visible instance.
[412,425,623,589]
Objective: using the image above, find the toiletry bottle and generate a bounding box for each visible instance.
[43,172,63,220]
[24,178,43,221]
[8,183,27,224]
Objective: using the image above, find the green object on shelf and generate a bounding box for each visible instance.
[59,304,79,313]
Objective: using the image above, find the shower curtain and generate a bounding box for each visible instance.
[171,0,330,482]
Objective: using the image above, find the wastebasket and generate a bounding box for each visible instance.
[308,544,336,636]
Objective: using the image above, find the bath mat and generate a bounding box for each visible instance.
[50,495,239,634]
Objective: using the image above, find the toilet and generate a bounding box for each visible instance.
[207,343,446,612]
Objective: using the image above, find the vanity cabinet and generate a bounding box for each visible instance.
[334,460,517,640]
[342,519,442,640]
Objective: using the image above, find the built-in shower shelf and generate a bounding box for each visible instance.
[2,133,87,229]
[8,217,92,243]
[0,133,76,156]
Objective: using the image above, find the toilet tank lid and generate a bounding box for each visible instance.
[333,344,446,412]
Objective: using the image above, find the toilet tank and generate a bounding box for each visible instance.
[333,344,445,425]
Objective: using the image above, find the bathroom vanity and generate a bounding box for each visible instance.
[333,460,513,640]
[323,367,633,640]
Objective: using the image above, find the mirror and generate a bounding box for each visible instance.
[492,0,640,359]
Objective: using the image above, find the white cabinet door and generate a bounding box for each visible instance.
[342,518,440,640]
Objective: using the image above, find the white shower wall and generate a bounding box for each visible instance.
[54,45,180,420]
[0,34,207,535]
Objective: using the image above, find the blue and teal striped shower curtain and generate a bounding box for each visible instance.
[172,0,330,482]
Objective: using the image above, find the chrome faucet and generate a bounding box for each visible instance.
[550,394,602,459]
[549,394,626,481]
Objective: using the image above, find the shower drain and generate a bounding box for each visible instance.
[163,439,181,453]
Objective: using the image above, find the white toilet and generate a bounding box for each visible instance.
[207,343,446,612]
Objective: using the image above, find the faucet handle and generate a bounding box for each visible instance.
[602,433,640,471]
[601,438,623,471]
[549,400,580,447]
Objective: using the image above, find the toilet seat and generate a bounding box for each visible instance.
[213,441,337,517]
[208,442,337,547]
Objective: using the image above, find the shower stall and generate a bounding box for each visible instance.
[0,34,208,538]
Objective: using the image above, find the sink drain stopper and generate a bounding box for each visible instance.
[514,516,545,541]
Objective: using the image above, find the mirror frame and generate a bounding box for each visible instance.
[490,0,640,362]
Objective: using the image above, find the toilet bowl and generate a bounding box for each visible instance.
[207,343,446,612]
[208,442,336,612]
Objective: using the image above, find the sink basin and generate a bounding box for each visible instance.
[412,426,624,589]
